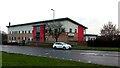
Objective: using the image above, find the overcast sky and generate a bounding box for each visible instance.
[0,0,119,34]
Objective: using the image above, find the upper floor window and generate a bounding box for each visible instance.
[15,31,17,34]
[25,31,27,34]
[62,28,65,32]
[19,31,20,34]
[49,28,52,33]
[28,30,31,34]
[9,31,11,34]
[12,31,13,34]
[69,28,72,32]
[36,26,40,32]
[22,31,24,34]
[14,37,16,40]
[75,29,77,33]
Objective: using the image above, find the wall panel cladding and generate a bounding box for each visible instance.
[33,27,36,41]
[40,26,45,42]
[78,26,84,41]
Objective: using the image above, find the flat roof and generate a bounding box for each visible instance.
[6,17,88,29]
[84,34,98,36]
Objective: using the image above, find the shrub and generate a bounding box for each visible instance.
[26,42,53,47]
[88,37,120,47]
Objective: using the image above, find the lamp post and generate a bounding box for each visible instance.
[51,9,55,33]
[51,9,55,20]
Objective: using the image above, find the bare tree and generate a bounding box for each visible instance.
[45,22,65,42]
[100,21,120,40]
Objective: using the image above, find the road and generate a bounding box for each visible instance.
[1,45,120,67]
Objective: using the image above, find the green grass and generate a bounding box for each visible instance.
[0,52,2,67]
[72,46,119,51]
[2,52,119,68]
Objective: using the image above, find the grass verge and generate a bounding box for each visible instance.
[2,52,119,68]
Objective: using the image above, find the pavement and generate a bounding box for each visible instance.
[1,45,120,67]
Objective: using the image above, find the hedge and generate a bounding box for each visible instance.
[87,38,120,47]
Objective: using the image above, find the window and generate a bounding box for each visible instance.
[14,37,16,40]
[28,30,31,34]
[36,26,40,33]
[54,29,58,33]
[9,31,11,34]
[12,31,13,34]
[69,28,72,32]
[22,37,23,40]
[12,37,13,40]
[18,37,20,40]
[24,37,26,40]
[68,34,74,38]
[45,29,48,33]
[75,29,77,33]
[9,37,11,40]
[15,31,17,34]
[19,31,20,34]
[49,28,52,33]
[22,31,24,34]
[88,37,90,40]
[62,28,65,32]
[28,37,30,41]
[25,31,27,34]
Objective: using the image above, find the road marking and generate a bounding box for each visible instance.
[49,56,52,58]
[88,61,91,63]
[55,57,58,58]
[80,53,96,55]
[45,53,49,54]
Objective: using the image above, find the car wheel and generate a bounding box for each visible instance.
[54,46,57,49]
[69,47,71,50]
[63,47,66,50]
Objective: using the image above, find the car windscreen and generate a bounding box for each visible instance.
[55,43,63,45]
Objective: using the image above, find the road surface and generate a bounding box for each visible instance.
[1,45,120,67]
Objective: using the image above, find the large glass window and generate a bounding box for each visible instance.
[36,26,40,33]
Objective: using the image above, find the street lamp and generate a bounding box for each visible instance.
[51,9,55,20]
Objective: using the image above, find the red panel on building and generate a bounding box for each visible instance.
[33,26,36,41]
[40,25,45,42]
[78,26,84,41]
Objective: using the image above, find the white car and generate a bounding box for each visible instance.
[53,42,72,50]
